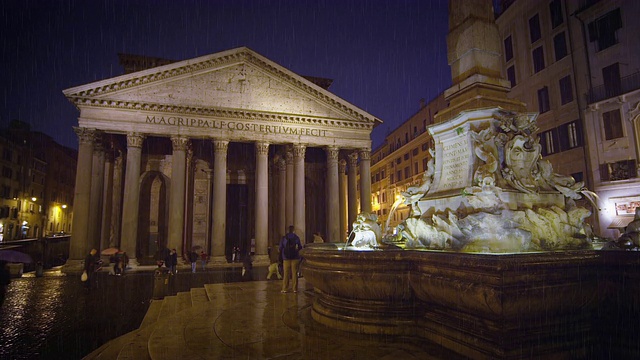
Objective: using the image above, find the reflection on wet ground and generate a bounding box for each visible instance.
[0,266,267,359]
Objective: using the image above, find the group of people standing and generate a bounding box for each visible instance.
[80,226,312,293]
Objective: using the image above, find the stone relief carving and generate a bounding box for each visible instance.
[350,109,599,253]
[349,213,381,248]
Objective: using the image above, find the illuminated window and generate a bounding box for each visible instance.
[540,129,558,156]
[558,120,582,150]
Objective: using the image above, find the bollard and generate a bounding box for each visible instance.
[35,262,44,277]
[152,267,170,299]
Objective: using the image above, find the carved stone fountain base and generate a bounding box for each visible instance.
[301,245,638,359]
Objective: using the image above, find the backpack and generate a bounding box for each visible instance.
[283,235,298,259]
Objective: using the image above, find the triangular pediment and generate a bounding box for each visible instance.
[64,47,381,126]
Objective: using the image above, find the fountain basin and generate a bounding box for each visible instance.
[300,243,415,335]
[301,245,637,359]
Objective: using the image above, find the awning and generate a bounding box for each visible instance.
[607,216,635,229]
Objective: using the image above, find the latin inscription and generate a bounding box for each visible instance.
[145,115,327,137]
[438,135,470,191]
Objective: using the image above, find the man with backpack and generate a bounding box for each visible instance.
[279,225,302,293]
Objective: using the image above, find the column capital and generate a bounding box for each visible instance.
[347,152,359,167]
[277,158,287,172]
[171,136,190,151]
[339,159,347,173]
[74,127,97,146]
[359,148,371,160]
[325,146,339,163]
[255,142,270,156]
[93,139,105,153]
[293,144,306,158]
[126,132,146,148]
[213,139,229,154]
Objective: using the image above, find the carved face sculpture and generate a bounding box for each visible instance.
[505,135,540,188]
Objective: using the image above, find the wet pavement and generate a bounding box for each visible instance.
[0,265,267,360]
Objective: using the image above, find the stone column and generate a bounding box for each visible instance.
[100,152,114,249]
[168,136,189,254]
[212,140,228,262]
[110,153,123,248]
[285,150,294,228]
[359,149,372,214]
[255,142,269,260]
[339,159,348,242]
[326,146,340,242]
[70,127,95,260]
[89,140,105,251]
[293,144,306,243]
[277,159,286,238]
[120,133,145,264]
[347,152,358,231]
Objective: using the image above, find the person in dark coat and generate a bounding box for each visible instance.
[188,251,198,273]
[165,249,177,274]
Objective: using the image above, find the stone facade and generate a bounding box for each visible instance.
[63,47,380,263]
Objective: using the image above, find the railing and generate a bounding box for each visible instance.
[587,71,640,104]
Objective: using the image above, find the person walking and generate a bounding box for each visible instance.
[189,250,198,273]
[279,225,302,293]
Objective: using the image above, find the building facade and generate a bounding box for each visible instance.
[497,0,640,238]
[0,122,76,241]
[370,95,448,230]
[63,47,380,264]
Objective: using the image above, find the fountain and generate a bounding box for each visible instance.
[301,107,608,358]
[300,1,638,358]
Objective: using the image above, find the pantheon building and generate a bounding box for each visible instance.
[63,47,380,264]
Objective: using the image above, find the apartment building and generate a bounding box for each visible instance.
[496,0,640,238]
[575,0,640,238]
[0,121,77,241]
[370,94,448,230]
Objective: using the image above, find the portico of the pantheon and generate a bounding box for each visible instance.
[63,47,380,264]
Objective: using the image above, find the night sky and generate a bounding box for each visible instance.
[1,0,450,151]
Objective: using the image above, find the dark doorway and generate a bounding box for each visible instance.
[226,184,248,262]
[138,172,167,264]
